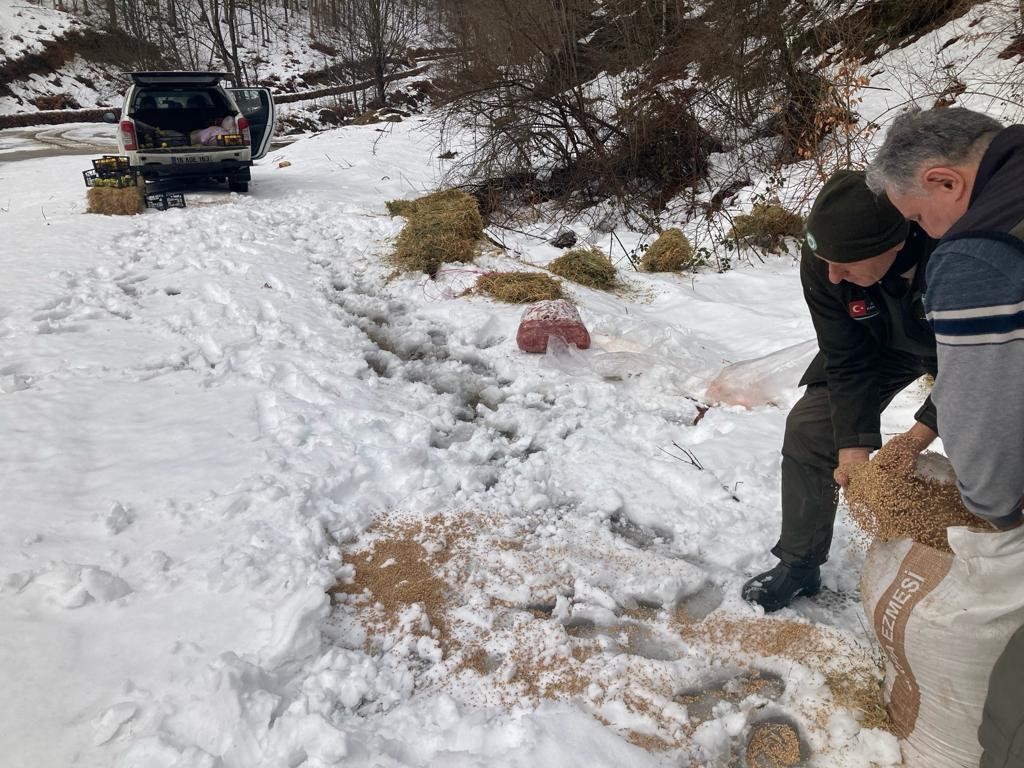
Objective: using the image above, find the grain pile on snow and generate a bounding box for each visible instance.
[746,722,802,768]
[677,615,889,731]
[331,501,894,758]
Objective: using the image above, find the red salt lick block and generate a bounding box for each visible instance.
[516,299,591,353]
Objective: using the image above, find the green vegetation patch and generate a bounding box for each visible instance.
[389,189,484,275]
[476,271,564,303]
[548,246,617,290]
[727,202,806,252]
[641,228,699,272]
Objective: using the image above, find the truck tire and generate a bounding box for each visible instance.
[228,177,249,193]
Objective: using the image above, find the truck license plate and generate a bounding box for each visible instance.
[172,155,211,164]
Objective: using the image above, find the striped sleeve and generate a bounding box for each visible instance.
[924,240,1024,526]
[929,299,1024,346]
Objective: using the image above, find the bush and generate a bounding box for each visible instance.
[640,228,700,272]
[548,247,617,290]
[726,202,805,251]
[475,271,563,303]
[391,189,483,275]
[32,92,80,110]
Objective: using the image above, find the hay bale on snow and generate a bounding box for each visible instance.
[86,185,144,215]
[391,189,483,276]
[727,202,804,251]
[548,246,617,290]
[476,271,563,303]
[641,228,697,272]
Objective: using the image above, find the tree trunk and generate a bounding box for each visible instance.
[227,0,243,84]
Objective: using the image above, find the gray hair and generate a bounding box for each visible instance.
[865,107,1003,195]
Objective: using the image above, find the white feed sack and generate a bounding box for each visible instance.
[861,525,1024,767]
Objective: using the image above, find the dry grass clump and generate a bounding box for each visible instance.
[86,185,144,215]
[389,189,483,275]
[727,201,805,251]
[548,246,617,289]
[385,198,419,217]
[475,271,564,303]
[845,439,986,552]
[746,722,802,768]
[640,228,699,272]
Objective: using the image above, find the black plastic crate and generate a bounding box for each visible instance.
[139,131,189,149]
[83,168,138,188]
[91,155,131,177]
[144,192,186,211]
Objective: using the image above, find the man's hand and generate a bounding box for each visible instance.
[874,422,939,478]
[833,423,938,489]
[834,447,870,488]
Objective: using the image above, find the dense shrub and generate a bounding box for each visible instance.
[32,93,80,110]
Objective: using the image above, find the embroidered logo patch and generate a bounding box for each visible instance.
[806,231,817,252]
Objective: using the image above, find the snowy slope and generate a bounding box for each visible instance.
[0,118,921,767]
[0,0,77,66]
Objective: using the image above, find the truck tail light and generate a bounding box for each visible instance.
[237,115,251,145]
[120,119,137,151]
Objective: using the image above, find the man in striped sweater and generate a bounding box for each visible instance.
[867,107,1024,768]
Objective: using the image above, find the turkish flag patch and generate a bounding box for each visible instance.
[848,299,868,318]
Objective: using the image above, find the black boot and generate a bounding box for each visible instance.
[741,561,821,612]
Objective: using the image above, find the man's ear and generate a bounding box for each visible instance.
[922,166,968,199]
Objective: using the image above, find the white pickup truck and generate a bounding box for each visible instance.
[108,71,275,193]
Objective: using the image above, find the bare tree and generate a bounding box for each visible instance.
[311,0,417,106]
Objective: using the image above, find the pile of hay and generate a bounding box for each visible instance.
[548,246,617,290]
[385,198,418,218]
[641,228,699,272]
[388,189,483,275]
[86,185,144,215]
[476,271,563,303]
[727,202,805,251]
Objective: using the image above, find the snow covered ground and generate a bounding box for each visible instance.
[1,117,934,767]
[3,2,1023,763]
